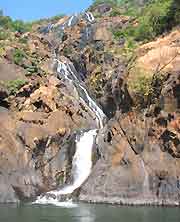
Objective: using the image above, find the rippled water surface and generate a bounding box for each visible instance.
[1,203,180,222]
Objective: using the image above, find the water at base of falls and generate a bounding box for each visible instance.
[34,130,97,206]
[34,198,78,208]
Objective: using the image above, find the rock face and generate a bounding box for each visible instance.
[135,29,180,74]
[0,58,26,82]
[80,110,180,205]
[0,74,97,203]
[0,106,95,202]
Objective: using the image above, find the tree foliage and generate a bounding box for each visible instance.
[0,10,32,33]
[113,0,180,42]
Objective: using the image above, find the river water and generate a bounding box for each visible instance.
[1,203,180,222]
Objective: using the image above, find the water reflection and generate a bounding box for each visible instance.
[71,204,96,222]
[0,203,180,222]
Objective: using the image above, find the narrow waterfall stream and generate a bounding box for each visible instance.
[141,159,150,196]
[34,51,106,206]
[56,59,105,128]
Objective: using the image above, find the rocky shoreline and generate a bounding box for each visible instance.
[79,196,180,207]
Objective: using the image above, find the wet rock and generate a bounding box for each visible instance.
[161,73,180,112]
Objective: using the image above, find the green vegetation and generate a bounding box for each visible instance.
[0,44,5,57]
[31,13,64,26]
[0,30,9,40]
[128,66,165,107]
[0,11,32,33]
[88,66,105,98]
[18,36,28,44]
[25,65,39,76]
[92,0,117,6]
[128,72,153,97]
[12,49,40,76]
[6,79,27,95]
[113,0,180,42]
[63,47,73,57]
[11,20,32,33]
[12,48,27,65]
[109,8,122,17]
[92,0,148,12]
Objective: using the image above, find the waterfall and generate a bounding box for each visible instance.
[35,130,97,206]
[56,59,106,128]
[34,60,105,206]
[34,11,105,206]
[68,15,75,27]
[67,14,79,27]
[141,159,150,195]
[39,11,94,35]
[50,130,97,195]
[84,12,95,23]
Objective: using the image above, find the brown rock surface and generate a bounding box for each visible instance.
[0,58,26,82]
[0,68,97,202]
[80,111,180,205]
[0,104,95,202]
[135,29,180,74]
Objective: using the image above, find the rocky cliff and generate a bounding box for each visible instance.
[0,0,180,205]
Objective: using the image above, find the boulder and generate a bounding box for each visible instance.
[0,58,26,82]
[96,3,112,14]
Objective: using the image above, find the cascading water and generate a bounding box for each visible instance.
[34,12,106,206]
[141,159,150,195]
[50,130,97,195]
[35,130,97,206]
[34,59,105,205]
[84,12,95,23]
[39,11,94,34]
[56,59,105,128]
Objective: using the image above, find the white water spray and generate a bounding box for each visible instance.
[35,130,97,206]
[68,15,75,27]
[85,12,95,23]
[50,129,97,195]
